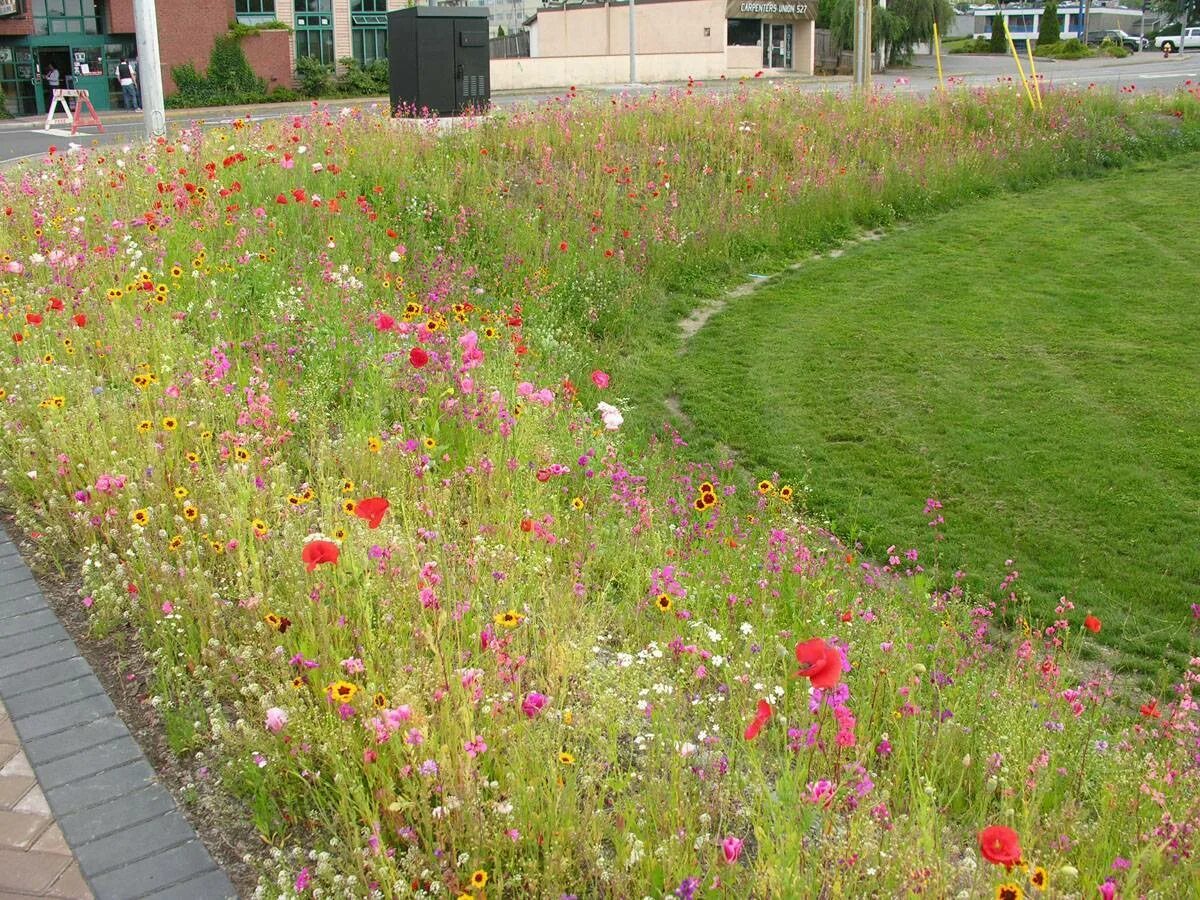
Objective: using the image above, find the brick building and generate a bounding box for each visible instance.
[0,0,408,118]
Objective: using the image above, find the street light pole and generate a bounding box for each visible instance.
[132,0,166,140]
[629,0,638,83]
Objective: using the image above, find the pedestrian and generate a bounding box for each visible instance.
[118,58,140,111]
[44,62,60,109]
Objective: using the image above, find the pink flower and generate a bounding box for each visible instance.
[591,369,610,389]
[265,707,288,733]
[295,867,311,892]
[720,836,744,864]
[522,691,548,718]
[464,734,487,758]
[161,601,173,615]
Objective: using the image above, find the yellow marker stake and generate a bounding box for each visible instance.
[1004,21,1038,110]
[1026,40,1043,108]
[933,21,945,90]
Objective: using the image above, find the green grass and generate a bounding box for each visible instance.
[674,153,1200,674]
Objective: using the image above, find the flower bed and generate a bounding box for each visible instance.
[1,86,1198,897]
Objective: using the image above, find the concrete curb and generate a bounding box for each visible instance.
[0,535,237,900]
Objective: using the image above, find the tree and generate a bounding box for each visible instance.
[1151,0,1195,27]
[1037,0,1060,45]
[989,12,1008,52]
[496,25,506,36]
[825,0,953,63]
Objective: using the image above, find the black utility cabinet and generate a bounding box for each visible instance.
[388,7,491,116]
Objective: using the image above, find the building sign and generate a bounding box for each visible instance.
[725,0,814,20]
[0,0,18,17]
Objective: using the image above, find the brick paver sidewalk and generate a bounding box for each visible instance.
[0,697,92,899]
[0,534,236,899]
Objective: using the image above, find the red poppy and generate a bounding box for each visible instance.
[1140,699,1161,719]
[72,314,87,328]
[354,497,389,529]
[794,638,843,689]
[26,313,42,326]
[744,698,772,740]
[840,610,854,623]
[275,193,288,204]
[1083,614,1101,633]
[409,347,429,369]
[12,333,23,344]
[558,241,568,252]
[979,825,1022,869]
[376,313,396,331]
[301,539,340,572]
[520,518,533,532]
[47,297,64,311]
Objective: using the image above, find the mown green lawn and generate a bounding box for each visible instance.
[675,154,1200,673]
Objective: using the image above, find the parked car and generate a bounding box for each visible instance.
[1085,30,1143,52]
[1156,26,1200,53]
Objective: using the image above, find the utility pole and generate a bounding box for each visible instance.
[853,0,872,90]
[132,0,166,140]
[628,0,638,83]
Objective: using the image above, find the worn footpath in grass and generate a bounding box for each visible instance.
[675,153,1200,675]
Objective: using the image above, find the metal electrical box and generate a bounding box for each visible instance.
[388,7,491,116]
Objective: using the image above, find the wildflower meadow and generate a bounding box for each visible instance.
[1,84,1199,899]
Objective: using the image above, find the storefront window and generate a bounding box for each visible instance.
[295,0,334,65]
[727,18,761,46]
[351,0,387,66]
[33,0,104,36]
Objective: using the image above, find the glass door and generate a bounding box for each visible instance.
[761,23,793,69]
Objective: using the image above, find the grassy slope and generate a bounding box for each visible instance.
[674,153,1200,674]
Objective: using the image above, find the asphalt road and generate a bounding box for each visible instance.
[0,51,1196,165]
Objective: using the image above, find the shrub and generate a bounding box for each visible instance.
[265,85,303,103]
[1036,0,1060,46]
[167,35,267,108]
[296,55,335,98]
[210,35,267,97]
[989,13,1007,52]
[335,57,389,97]
[947,36,993,53]
[1035,37,1092,58]
[1098,37,1131,57]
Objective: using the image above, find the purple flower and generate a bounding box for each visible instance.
[675,876,700,900]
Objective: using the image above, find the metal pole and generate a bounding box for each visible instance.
[132,0,166,140]
[629,0,638,83]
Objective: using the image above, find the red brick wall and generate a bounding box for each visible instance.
[106,0,292,96]
[151,0,234,94]
[0,4,34,36]
[107,0,135,34]
[242,29,294,91]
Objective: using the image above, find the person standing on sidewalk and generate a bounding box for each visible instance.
[118,58,140,111]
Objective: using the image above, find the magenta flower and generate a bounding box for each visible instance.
[522,691,548,718]
[591,369,610,389]
[265,707,288,733]
[720,835,744,864]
